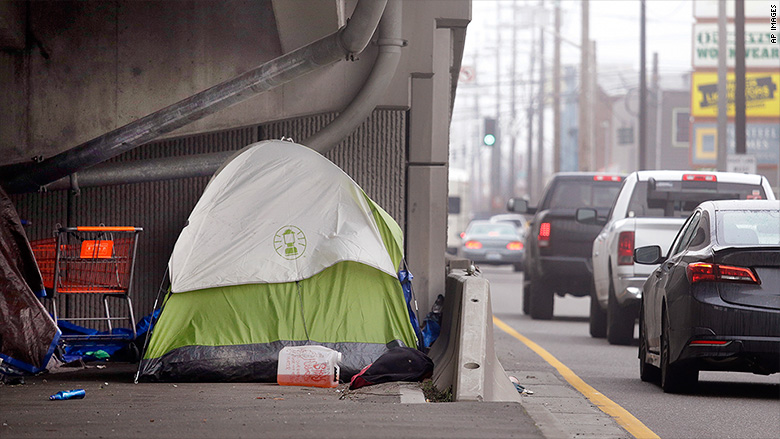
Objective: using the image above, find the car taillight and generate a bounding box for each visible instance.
[683,174,717,182]
[538,222,551,247]
[686,262,760,284]
[507,241,523,251]
[593,175,622,182]
[617,231,634,265]
[465,240,482,249]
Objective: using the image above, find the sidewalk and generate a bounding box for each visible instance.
[1,362,545,439]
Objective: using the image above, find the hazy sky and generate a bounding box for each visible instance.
[464,0,697,94]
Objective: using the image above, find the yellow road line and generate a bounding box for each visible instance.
[493,316,660,439]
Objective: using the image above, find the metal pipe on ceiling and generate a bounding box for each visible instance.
[35,0,405,192]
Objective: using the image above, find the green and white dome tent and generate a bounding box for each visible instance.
[139,140,419,381]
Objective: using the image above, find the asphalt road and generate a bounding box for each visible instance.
[483,265,780,439]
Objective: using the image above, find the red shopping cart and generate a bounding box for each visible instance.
[30,226,143,342]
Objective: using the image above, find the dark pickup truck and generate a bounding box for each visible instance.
[507,172,624,320]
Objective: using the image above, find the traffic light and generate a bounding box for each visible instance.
[483,117,497,146]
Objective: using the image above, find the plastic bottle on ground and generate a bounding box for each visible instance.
[50,389,86,400]
[277,346,342,388]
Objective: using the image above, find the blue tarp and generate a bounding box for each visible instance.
[57,310,159,363]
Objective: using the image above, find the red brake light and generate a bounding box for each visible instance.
[465,240,482,249]
[683,174,717,182]
[617,231,634,265]
[593,175,622,182]
[689,340,730,346]
[686,262,759,284]
[538,222,551,247]
[507,241,523,251]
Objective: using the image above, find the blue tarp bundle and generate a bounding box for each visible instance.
[57,310,159,363]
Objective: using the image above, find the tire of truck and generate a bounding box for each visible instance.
[522,281,531,315]
[589,280,607,338]
[529,279,554,320]
[607,279,636,345]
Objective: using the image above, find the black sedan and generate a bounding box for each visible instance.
[635,200,780,393]
[460,220,524,271]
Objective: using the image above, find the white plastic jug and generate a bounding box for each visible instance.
[277,345,342,388]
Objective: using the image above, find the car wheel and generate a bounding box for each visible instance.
[529,280,554,320]
[607,280,635,345]
[639,304,660,383]
[522,281,531,315]
[589,281,607,338]
[660,309,697,393]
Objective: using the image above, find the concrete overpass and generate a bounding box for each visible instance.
[0,0,470,321]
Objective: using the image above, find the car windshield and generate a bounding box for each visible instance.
[717,210,780,246]
[467,223,517,237]
[492,217,523,228]
[548,180,622,209]
[628,181,768,218]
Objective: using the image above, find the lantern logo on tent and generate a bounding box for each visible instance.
[274,225,307,260]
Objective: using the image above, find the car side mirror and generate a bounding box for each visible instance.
[575,208,597,224]
[507,198,534,214]
[634,245,665,265]
[576,208,606,226]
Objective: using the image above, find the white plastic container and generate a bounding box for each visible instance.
[276,346,342,388]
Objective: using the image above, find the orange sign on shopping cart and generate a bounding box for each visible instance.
[80,240,114,259]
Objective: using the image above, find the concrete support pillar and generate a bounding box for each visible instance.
[406,28,451,317]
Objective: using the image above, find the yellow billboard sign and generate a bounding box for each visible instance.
[691,72,780,118]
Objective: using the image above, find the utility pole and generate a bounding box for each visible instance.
[638,0,647,171]
[510,0,518,198]
[578,0,590,171]
[716,0,728,171]
[589,40,596,170]
[471,54,483,214]
[735,0,746,154]
[652,52,659,170]
[491,2,501,211]
[526,15,537,201]
[553,0,561,173]
[537,0,546,198]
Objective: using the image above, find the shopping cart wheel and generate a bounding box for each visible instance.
[127,343,141,363]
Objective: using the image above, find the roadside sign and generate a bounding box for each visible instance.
[691,72,780,118]
[727,154,757,174]
[693,23,780,69]
[693,0,767,19]
[459,66,475,84]
[691,123,780,166]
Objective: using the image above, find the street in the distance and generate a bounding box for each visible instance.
[483,265,780,439]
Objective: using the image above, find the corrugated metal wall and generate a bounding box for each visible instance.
[10,109,407,329]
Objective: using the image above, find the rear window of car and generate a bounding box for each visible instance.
[717,210,780,245]
[627,181,767,218]
[547,180,622,209]
[467,223,517,237]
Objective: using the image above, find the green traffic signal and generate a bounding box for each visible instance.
[483,117,497,146]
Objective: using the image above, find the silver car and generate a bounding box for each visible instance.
[461,220,524,271]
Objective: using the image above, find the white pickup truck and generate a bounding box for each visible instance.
[578,170,776,345]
